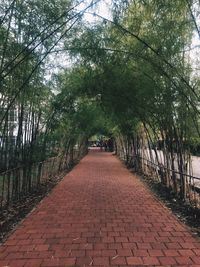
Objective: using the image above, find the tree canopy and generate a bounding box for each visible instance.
[0,0,200,201]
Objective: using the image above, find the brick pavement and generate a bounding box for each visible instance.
[1,150,200,266]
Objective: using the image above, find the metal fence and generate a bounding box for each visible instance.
[118,150,200,207]
[0,148,87,208]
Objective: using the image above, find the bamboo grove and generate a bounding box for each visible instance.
[0,0,94,206]
[0,0,200,207]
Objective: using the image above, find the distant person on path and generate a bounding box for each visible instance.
[104,140,108,151]
[99,139,104,151]
[108,138,114,152]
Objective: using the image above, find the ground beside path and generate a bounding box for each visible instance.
[1,150,200,267]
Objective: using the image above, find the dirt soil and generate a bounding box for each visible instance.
[138,172,200,237]
[0,171,67,245]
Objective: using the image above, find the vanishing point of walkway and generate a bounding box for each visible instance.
[1,151,200,267]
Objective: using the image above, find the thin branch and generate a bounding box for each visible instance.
[186,0,200,39]
[86,12,199,101]
[0,0,16,25]
[0,17,81,126]
[46,45,200,114]
[0,0,100,125]
[0,0,85,79]
[0,0,15,71]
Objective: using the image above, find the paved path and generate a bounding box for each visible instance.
[1,151,200,267]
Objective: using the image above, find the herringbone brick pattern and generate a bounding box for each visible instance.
[1,150,200,266]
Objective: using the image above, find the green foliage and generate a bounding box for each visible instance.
[0,0,199,173]
[60,0,199,159]
[50,67,114,147]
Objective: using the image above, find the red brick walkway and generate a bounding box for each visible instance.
[1,150,200,267]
